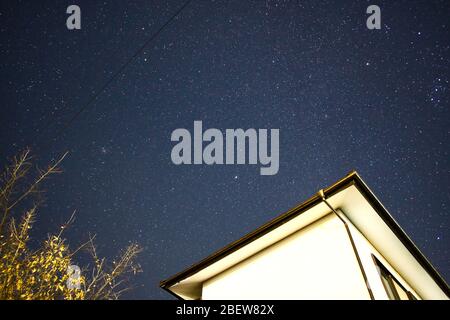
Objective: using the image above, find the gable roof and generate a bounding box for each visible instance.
[160,171,450,299]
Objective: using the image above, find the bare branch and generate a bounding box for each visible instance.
[7,151,68,212]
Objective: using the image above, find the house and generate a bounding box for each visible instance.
[160,171,449,300]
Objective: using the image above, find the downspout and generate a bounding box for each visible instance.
[318,189,375,300]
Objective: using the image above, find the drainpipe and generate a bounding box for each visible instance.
[318,189,374,300]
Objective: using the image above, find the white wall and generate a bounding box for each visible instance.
[202,214,371,300]
[341,211,421,300]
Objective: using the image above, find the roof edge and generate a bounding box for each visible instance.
[160,171,450,298]
[160,171,357,288]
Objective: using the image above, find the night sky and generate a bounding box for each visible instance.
[0,0,449,299]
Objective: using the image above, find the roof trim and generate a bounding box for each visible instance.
[160,171,450,298]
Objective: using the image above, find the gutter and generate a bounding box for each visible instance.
[318,189,374,300]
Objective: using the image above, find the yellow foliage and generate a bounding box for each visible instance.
[0,212,86,300]
[0,150,141,300]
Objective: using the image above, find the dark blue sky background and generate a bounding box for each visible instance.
[0,0,448,299]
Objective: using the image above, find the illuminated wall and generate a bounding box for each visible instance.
[202,214,371,300]
[342,212,421,300]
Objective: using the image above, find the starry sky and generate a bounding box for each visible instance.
[0,0,448,299]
